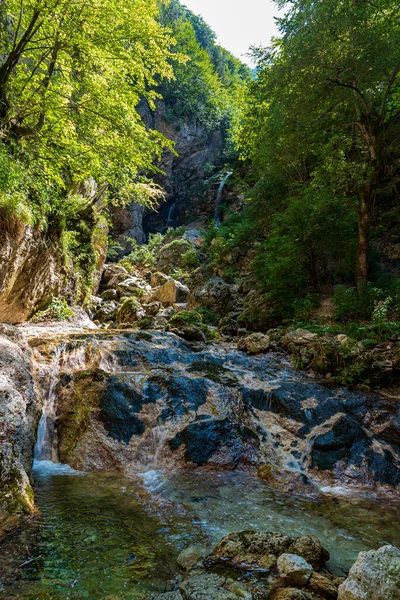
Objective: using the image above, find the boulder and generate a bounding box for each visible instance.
[152,279,189,307]
[187,277,234,312]
[145,301,163,316]
[238,333,270,355]
[308,572,339,599]
[169,326,207,342]
[273,588,314,600]
[177,546,203,571]
[115,298,145,323]
[156,239,193,275]
[151,272,172,288]
[288,536,330,571]
[102,264,128,286]
[93,300,118,323]
[179,573,245,600]
[283,329,318,346]
[150,593,183,600]
[277,553,313,586]
[218,317,239,336]
[338,545,400,600]
[117,277,152,298]
[209,531,292,570]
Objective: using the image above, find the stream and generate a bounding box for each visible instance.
[1,329,400,599]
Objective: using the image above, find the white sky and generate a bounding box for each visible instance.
[181,0,281,65]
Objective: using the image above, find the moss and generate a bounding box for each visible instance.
[57,370,106,461]
[115,297,141,323]
[169,310,203,328]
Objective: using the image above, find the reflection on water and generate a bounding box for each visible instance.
[1,467,399,599]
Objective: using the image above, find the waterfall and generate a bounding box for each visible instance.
[165,202,176,230]
[34,343,66,463]
[214,172,232,225]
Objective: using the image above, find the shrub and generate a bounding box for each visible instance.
[31,297,76,322]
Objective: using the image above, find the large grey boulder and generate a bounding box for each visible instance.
[338,545,400,600]
[237,333,270,355]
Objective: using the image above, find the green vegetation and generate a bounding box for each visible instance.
[31,297,77,322]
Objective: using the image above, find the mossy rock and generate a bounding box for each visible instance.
[156,239,194,275]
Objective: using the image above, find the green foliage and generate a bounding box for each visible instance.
[333,285,385,321]
[181,248,199,269]
[31,297,76,322]
[159,0,251,131]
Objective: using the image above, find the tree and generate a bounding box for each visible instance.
[240,0,400,289]
[0,0,177,189]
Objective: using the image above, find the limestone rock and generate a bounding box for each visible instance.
[283,329,318,346]
[210,531,292,570]
[238,333,270,355]
[288,536,330,571]
[177,546,203,571]
[150,593,183,600]
[0,325,37,535]
[153,279,190,307]
[151,272,172,288]
[115,298,145,323]
[179,573,242,599]
[338,545,400,600]
[0,225,76,323]
[277,553,313,586]
[308,572,338,599]
[101,288,119,301]
[102,264,128,286]
[273,588,314,600]
[187,277,234,312]
[218,317,239,337]
[156,239,193,275]
[117,277,152,297]
[169,325,206,342]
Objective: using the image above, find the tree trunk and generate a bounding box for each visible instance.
[356,186,371,291]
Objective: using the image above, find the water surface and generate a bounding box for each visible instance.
[1,466,399,599]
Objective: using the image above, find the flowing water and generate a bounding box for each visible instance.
[1,330,400,599]
[1,467,400,599]
[214,172,232,225]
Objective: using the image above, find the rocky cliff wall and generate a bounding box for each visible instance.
[0,325,37,538]
[110,100,224,249]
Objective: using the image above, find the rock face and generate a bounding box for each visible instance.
[0,225,74,323]
[26,330,400,490]
[0,325,37,536]
[111,100,224,244]
[338,545,400,600]
[0,220,107,324]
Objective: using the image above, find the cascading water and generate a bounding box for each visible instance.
[165,202,177,230]
[34,343,66,463]
[214,171,232,225]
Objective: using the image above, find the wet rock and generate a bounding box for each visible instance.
[238,333,270,355]
[169,326,207,342]
[153,279,189,306]
[170,419,260,469]
[209,531,292,570]
[283,329,318,346]
[177,546,203,571]
[307,572,338,599]
[288,536,330,571]
[277,553,313,586]
[179,573,245,599]
[338,545,400,600]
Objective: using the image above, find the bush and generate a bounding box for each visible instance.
[31,297,76,322]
